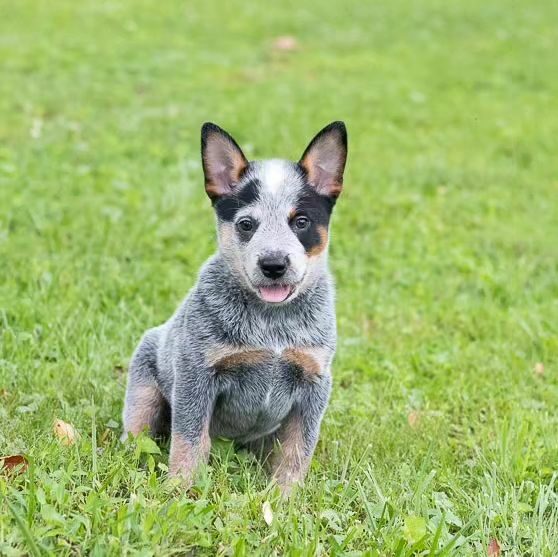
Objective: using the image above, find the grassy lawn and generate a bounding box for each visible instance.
[1,0,558,554]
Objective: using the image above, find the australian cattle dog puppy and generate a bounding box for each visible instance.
[122,121,348,494]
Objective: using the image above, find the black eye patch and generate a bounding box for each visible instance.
[296,187,335,226]
[213,178,261,222]
[235,217,258,242]
[292,183,336,255]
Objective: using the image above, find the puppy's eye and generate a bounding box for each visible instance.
[237,218,254,232]
[294,215,310,230]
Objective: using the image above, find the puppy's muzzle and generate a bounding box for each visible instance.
[258,253,289,280]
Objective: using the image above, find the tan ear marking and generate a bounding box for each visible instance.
[299,121,347,198]
[300,153,343,198]
[201,123,248,200]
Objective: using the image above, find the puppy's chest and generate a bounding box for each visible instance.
[206,344,332,384]
[206,343,332,441]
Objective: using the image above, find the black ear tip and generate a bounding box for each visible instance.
[320,121,346,137]
[201,122,222,136]
[324,121,347,147]
[328,121,347,136]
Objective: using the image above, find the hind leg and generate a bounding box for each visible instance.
[122,328,170,440]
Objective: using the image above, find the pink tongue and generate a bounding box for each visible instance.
[258,285,291,303]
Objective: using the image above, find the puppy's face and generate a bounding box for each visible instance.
[201,122,347,304]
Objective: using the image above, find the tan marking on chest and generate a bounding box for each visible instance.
[282,347,330,377]
[206,344,272,370]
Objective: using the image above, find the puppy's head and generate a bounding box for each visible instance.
[201,122,347,304]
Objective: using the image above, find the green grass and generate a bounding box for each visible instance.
[1,0,558,554]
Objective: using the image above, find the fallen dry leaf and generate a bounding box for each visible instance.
[534,362,544,376]
[487,538,501,556]
[30,117,43,139]
[0,455,29,476]
[53,419,80,446]
[407,410,421,429]
[272,36,298,52]
[262,500,274,526]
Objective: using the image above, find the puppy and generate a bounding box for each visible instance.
[122,121,348,494]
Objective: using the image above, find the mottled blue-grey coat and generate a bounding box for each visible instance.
[122,121,347,494]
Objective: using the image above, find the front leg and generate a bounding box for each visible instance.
[271,373,332,495]
[169,365,216,486]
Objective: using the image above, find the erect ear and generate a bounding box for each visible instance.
[299,121,347,198]
[201,123,248,200]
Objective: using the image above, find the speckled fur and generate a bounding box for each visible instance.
[122,122,347,493]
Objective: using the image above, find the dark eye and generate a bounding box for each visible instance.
[237,218,253,232]
[294,215,310,230]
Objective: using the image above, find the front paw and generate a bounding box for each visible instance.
[169,434,199,487]
[169,449,196,485]
[168,461,196,488]
[168,432,209,487]
[272,465,305,497]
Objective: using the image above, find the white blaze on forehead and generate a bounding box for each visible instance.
[260,159,295,195]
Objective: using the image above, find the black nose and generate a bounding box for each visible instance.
[259,254,288,279]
